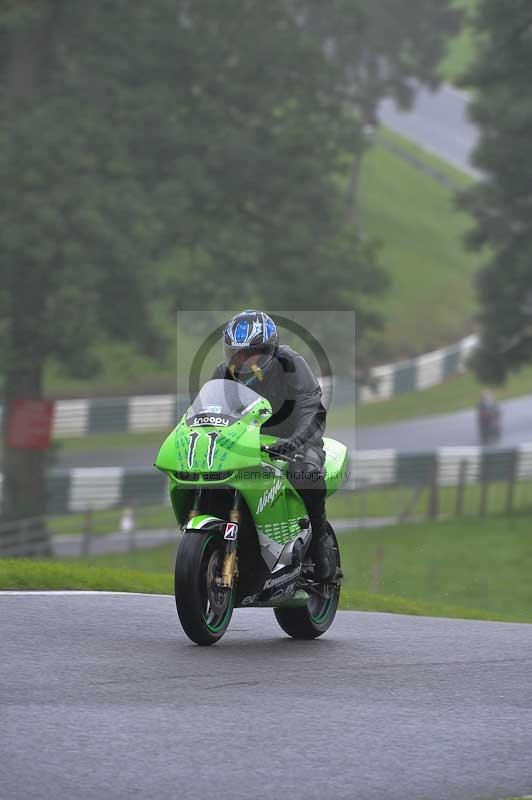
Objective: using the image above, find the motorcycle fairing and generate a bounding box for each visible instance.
[155,379,347,592]
[184,514,228,532]
[323,437,348,496]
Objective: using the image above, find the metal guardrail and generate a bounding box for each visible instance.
[51,395,189,438]
[0,445,531,516]
[0,517,51,557]
[356,334,478,404]
[1,445,530,556]
[0,338,479,438]
[349,445,532,489]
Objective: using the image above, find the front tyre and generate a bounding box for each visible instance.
[274,523,341,640]
[175,532,234,646]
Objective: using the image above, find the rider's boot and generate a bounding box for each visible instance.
[309,513,336,583]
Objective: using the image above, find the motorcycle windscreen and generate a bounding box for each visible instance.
[185,379,263,427]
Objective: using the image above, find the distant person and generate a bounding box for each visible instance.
[477,390,501,444]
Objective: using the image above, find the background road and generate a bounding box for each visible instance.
[350,393,532,452]
[379,83,479,175]
[2,593,531,800]
[51,393,532,469]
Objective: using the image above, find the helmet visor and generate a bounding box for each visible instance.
[224,345,275,380]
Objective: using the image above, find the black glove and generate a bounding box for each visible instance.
[271,438,298,457]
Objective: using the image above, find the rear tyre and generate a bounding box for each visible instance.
[175,532,234,646]
[274,523,341,639]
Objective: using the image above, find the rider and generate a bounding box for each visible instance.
[211,309,336,582]
[477,389,501,442]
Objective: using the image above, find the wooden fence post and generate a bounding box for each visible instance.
[21,518,30,557]
[455,459,467,518]
[479,475,489,517]
[506,449,518,516]
[427,459,439,520]
[358,482,367,527]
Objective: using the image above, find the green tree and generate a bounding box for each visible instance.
[170,0,389,381]
[0,1,185,543]
[459,0,532,384]
[171,0,387,311]
[289,0,461,215]
[292,0,461,123]
[1,0,387,546]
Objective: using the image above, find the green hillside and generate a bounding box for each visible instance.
[358,128,480,358]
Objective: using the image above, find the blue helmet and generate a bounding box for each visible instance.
[223,310,279,386]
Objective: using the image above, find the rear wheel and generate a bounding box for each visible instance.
[274,523,341,639]
[175,532,234,645]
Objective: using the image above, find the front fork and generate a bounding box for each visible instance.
[221,491,240,589]
[187,487,240,590]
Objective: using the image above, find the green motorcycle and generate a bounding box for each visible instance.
[155,378,348,645]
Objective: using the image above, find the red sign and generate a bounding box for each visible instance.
[6,399,55,450]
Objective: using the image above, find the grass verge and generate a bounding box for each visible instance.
[49,504,175,538]
[0,557,519,623]
[329,480,532,521]
[4,513,532,623]
[338,516,532,622]
[376,126,472,189]
[0,558,172,595]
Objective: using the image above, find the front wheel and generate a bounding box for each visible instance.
[175,532,234,645]
[274,523,341,640]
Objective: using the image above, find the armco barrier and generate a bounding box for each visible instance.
[0,517,50,557]
[355,334,478,404]
[51,395,189,438]
[0,444,529,517]
[351,445,532,489]
[0,336,480,439]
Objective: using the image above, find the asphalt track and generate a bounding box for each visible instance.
[2,592,532,800]
[379,83,479,176]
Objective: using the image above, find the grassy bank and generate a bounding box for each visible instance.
[49,504,175,538]
[75,514,532,621]
[331,480,532,522]
[0,558,172,595]
[0,557,520,624]
[338,516,532,623]
[358,128,479,357]
[4,514,532,624]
